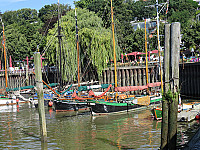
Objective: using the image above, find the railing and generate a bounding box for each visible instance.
[0,68,45,75]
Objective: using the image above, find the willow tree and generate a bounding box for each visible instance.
[46,8,120,82]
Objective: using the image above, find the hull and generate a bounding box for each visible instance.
[0,98,28,106]
[53,99,89,113]
[151,108,162,120]
[90,95,162,115]
[90,101,140,115]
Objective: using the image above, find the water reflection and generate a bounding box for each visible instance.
[46,109,161,150]
[1,103,198,149]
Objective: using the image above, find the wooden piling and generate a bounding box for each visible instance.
[26,65,29,86]
[130,69,134,94]
[34,52,47,142]
[103,71,106,84]
[126,69,130,94]
[161,23,170,150]
[169,22,180,150]
[143,68,146,85]
[138,69,142,86]
[134,69,138,94]
[111,70,114,85]
[118,70,121,87]
[122,69,125,86]
[126,69,130,86]
[107,70,110,84]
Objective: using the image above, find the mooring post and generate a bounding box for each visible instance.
[169,22,180,150]
[161,23,171,150]
[34,52,47,142]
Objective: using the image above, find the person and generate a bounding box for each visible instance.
[9,67,14,73]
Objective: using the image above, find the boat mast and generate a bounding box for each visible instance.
[156,0,163,93]
[111,0,117,91]
[75,8,80,88]
[145,19,149,85]
[57,0,63,91]
[1,17,8,88]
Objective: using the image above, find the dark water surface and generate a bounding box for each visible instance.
[0,103,199,150]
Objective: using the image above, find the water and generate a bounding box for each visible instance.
[0,103,199,150]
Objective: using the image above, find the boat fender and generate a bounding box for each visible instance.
[195,114,200,120]
[11,100,13,103]
[48,101,53,107]
[16,98,19,104]
[6,101,9,105]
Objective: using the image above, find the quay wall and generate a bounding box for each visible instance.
[0,69,38,89]
[102,65,160,87]
[0,62,199,99]
[179,62,200,99]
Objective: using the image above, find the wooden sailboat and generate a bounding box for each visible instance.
[89,2,162,115]
[52,6,90,113]
[0,17,28,106]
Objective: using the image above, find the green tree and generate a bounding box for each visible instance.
[38,3,71,34]
[74,0,96,8]
[182,21,200,50]
[2,9,45,61]
[46,8,120,82]
[3,9,38,26]
[168,0,198,27]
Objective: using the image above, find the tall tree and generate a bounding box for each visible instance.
[2,9,44,61]
[38,3,71,34]
[46,8,120,82]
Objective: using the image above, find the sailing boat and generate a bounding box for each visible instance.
[52,6,91,113]
[89,1,162,115]
[0,17,29,106]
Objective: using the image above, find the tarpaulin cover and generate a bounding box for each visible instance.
[115,85,148,92]
[114,82,161,92]
[147,82,161,87]
[72,90,87,100]
[89,84,112,98]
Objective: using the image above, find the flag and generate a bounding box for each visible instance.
[166,3,168,14]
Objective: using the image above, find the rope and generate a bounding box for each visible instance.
[44,69,50,84]
[38,9,57,49]
[41,29,58,56]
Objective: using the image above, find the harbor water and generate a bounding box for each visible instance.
[0,103,199,149]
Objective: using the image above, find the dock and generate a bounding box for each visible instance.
[177,103,200,122]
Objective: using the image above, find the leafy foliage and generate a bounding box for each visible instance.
[182,21,200,50]
[38,4,71,34]
[1,9,45,63]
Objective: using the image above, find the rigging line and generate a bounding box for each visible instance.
[38,9,57,47]
[41,29,58,56]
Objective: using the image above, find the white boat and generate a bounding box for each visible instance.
[0,94,29,106]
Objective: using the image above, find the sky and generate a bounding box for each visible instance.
[0,0,76,13]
